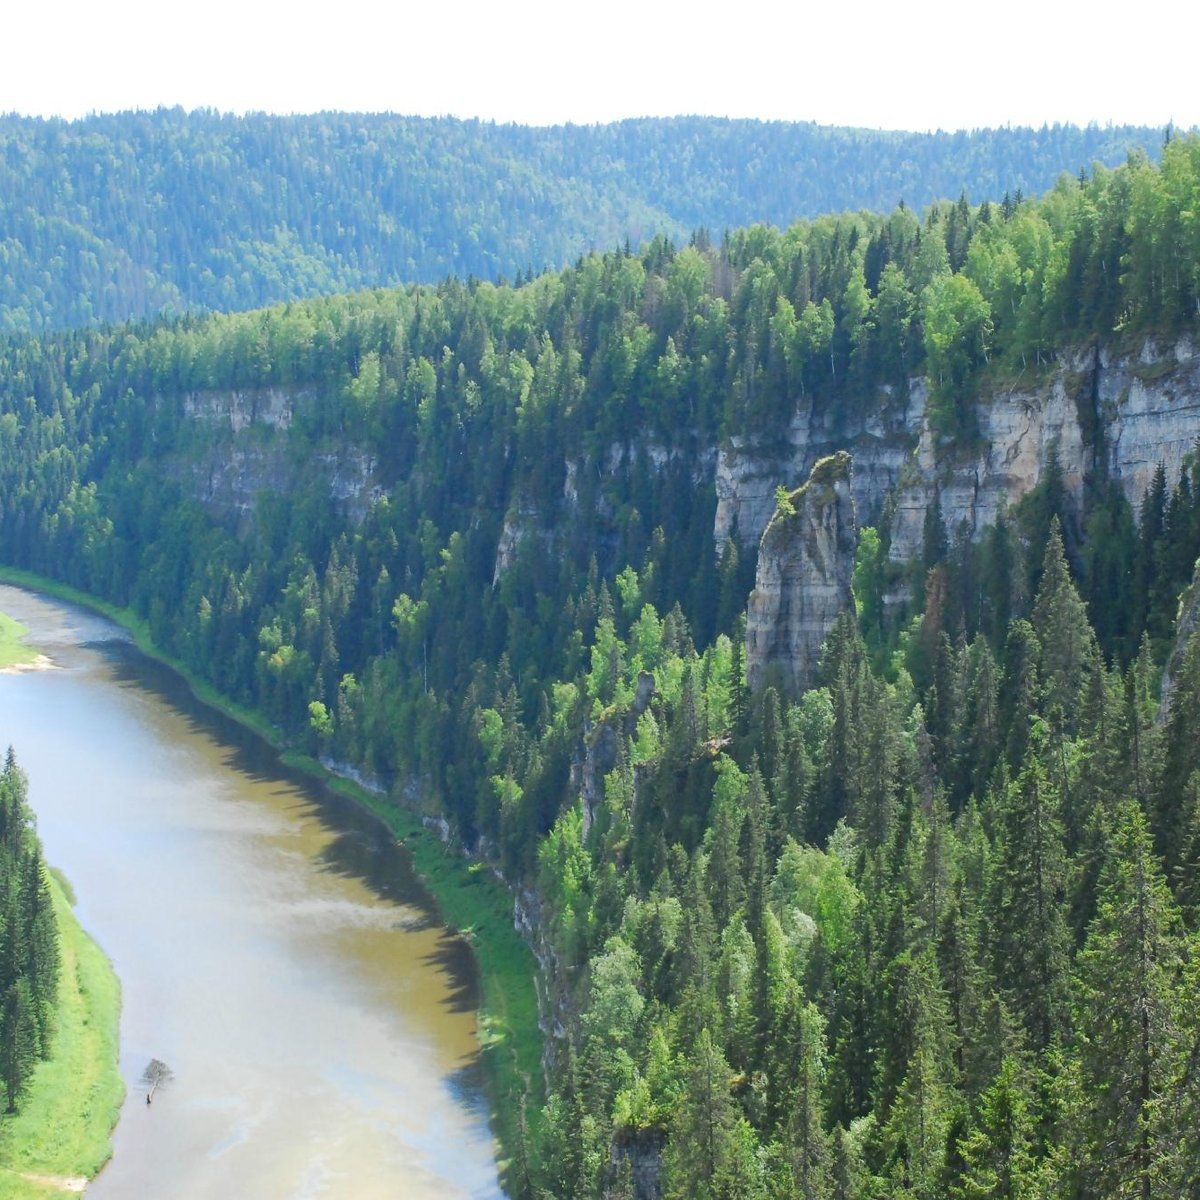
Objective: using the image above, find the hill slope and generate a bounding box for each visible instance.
[2,139,1200,1198]
[0,109,1169,331]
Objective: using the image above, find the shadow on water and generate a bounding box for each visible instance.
[314,827,440,927]
[422,933,482,1016]
[445,1054,491,1116]
[99,641,484,1015]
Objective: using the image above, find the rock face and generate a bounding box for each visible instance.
[180,384,304,431]
[746,452,857,696]
[496,439,716,584]
[888,337,1200,563]
[168,385,381,530]
[493,503,550,585]
[713,336,1200,571]
[171,338,1200,607]
[715,383,921,551]
[182,441,380,530]
[610,1129,666,1200]
[573,671,656,836]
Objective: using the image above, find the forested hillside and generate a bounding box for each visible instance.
[0,108,1169,332]
[1,136,1200,1195]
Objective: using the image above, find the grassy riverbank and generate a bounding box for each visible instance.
[0,567,544,1192]
[0,610,38,670]
[0,870,123,1199]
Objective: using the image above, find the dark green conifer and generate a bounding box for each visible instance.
[989,748,1071,1052]
[1069,801,1182,1199]
[949,1056,1037,1200]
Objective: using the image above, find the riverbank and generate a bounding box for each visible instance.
[0,870,123,1199]
[284,750,544,1182]
[0,567,543,1193]
[0,610,40,671]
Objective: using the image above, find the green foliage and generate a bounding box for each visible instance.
[922,273,992,438]
[853,527,886,653]
[0,132,1198,1198]
[1068,801,1183,1198]
[0,752,60,1114]
[0,111,1167,334]
[0,868,123,1184]
[0,611,37,670]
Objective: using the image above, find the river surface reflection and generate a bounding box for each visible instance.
[0,585,501,1199]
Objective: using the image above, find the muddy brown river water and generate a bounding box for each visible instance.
[0,585,502,1199]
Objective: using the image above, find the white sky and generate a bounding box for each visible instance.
[3,0,1197,133]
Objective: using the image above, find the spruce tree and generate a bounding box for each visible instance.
[1030,520,1099,738]
[1161,931,1200,1198]
[785,991,834,1200]
[950,1056,1037,1200]
[950,637,1000,810]
[1156,628,1200,872]
[1070,800,1182,1199]
[662,1028,761,1200]
[879,947,957,1199]
[998,620,1040,771]
[989,749,1071,1053]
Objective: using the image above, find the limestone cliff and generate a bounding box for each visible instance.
[165,385,381,531]
[713,336,1200,570]
[746,452,856,696]
[181,384,301,431]
[715,383,920,551]
[573,671,655,837]
[169,338,1200,617]
[495,438,715,584]
[888,337,1200,562]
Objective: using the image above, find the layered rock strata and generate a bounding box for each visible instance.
[746,451,857,696]
[714,337,1200,568]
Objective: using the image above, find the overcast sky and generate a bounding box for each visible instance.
[4,0,1197,132]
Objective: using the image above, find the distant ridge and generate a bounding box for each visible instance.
[0,109,1169,331]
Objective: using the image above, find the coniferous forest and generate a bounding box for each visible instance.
[1,117,1200,1195]
[0,109,1168,332]
[0,752,59,1114]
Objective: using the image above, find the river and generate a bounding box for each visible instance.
[0,585,502,1199]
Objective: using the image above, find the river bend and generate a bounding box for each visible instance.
[0,585,501,1199]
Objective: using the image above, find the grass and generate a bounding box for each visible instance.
[0,871,123,1199]
[0,611,38,671]
[0,565,545,1190]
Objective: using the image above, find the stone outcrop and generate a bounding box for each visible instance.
[182,441,380,530]
[168,385,380,530]
[610,1129,666,1200]
[713,337,1200,573]
[715,383,921,552]
[498,439,716,584]
[180,384,305,431]
[888,338,1200,562]
[573,671,656,836]
[746,452,857,696]
[493,503,552,585]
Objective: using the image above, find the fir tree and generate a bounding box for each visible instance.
[989,747,1071,1052]
[950,1056,1037,1200]
[1030,520,1099,737]
[1070,801,1183,1199]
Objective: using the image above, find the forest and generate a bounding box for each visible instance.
[0,108,1168,332]
[0,752,58,1115]
[0,133,1199,1195]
